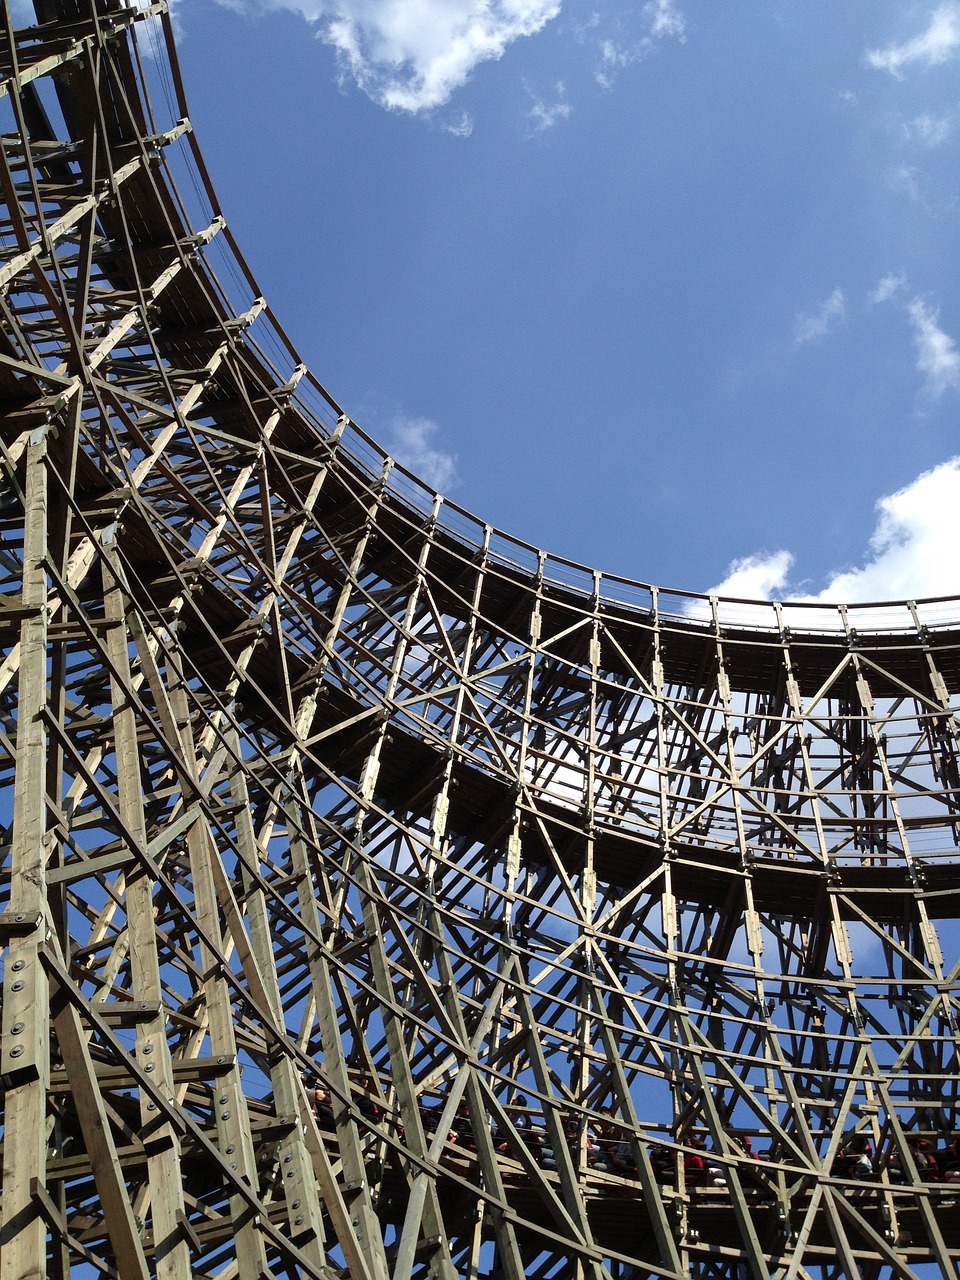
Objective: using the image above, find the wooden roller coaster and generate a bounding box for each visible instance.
[0,3,959,1277]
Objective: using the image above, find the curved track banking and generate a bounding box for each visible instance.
[0,4,959,1279]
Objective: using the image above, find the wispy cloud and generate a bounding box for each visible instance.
[908,298,960,396]
[527,83,571,132]
[644,0,685,39]
[596,40,632,87]
[707,459,960,605]
[870,273,907,304]
[388,416,458,491]
[215,0,560,111]
[793,287,845,345]
[904,110,952,145]
[885,163,924,203]
[594,0,685,88]
[442,111,474,137]
[866,3,960,77]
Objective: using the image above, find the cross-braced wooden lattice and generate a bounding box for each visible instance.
[1,4,959,1278]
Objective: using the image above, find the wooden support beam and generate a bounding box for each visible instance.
[45,942,151,1280]
[101,557,192,1280]
[0,429,50,1280]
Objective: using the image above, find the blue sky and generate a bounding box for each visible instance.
[169,0,960,602]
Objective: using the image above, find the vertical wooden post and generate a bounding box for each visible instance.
[0,427,50,1280]
[101,555,192,1280]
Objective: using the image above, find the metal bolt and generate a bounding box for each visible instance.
[10,1044,24,1057]
[11,959,24,972]
[292,1199,301,1209]
[11,981,24,992]
[142,1044,153,1054]
[221,1111,230,1120]
[284,1153,293,1163]
[147,1103,157,1111]
[219,1094,228,1105]
[294,1216,304,1227]
[287,1170,295,1179]
[145,1063,155,1072]
[11,1022,23,1035]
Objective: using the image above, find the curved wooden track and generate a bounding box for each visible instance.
[0,4,959,1278]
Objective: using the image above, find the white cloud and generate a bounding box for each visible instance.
[596,38,632,86]
[886,163,923,202]
[707,550,793,600]
[215,0,560,111]
[870,273,907,304]
[867,4,960,77]
[594,0,685,88]
[793,287,845,345]
[905,111,952,145]
[442,110,475,137]
[388,417,457,491]
[706,459,960,608]
[644,0,685,40]
[527,82,571,131]
[811,459,960,602]
[908,298,960,396]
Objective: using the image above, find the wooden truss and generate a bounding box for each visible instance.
[0,3,959,1277]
